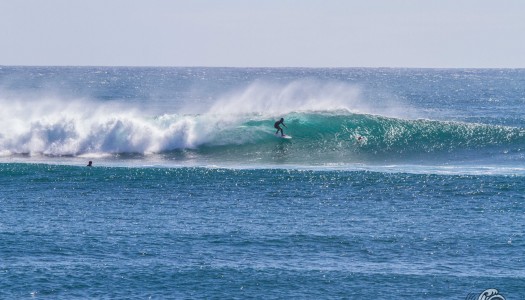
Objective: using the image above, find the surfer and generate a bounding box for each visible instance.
[87,161,93,167]
[274,118,287,136]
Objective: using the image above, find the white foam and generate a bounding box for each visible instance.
[0,95,243,156]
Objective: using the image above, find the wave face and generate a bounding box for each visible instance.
[1,67,525,169]
[204,112,525,166]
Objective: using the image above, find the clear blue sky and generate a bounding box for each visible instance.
[1,0,524,68]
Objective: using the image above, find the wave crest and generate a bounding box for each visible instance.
[1,82,524,165]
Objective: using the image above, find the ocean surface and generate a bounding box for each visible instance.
[0,66,524,299]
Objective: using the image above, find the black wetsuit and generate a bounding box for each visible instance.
[274,120,285,136]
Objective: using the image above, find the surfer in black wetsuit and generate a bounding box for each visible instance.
[274,118,287,136]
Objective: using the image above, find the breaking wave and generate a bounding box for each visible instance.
[1,80,524,166]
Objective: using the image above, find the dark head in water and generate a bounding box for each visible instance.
[87,161,92,167]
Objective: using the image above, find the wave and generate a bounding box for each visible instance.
[1,78,524,166]
[1,101,524,166]
[201,112,525,165]
[0,79,406,157]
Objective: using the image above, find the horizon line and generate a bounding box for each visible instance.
[2,64,525,70]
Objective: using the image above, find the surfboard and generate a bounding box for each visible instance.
[275,133,292,139]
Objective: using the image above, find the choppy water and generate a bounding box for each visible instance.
[0,67,524,299]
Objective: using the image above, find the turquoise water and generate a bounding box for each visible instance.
[1,67,524,298]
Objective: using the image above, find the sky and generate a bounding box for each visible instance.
[1,0,524,68]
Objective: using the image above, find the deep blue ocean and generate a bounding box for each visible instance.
[0,66,524,299]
